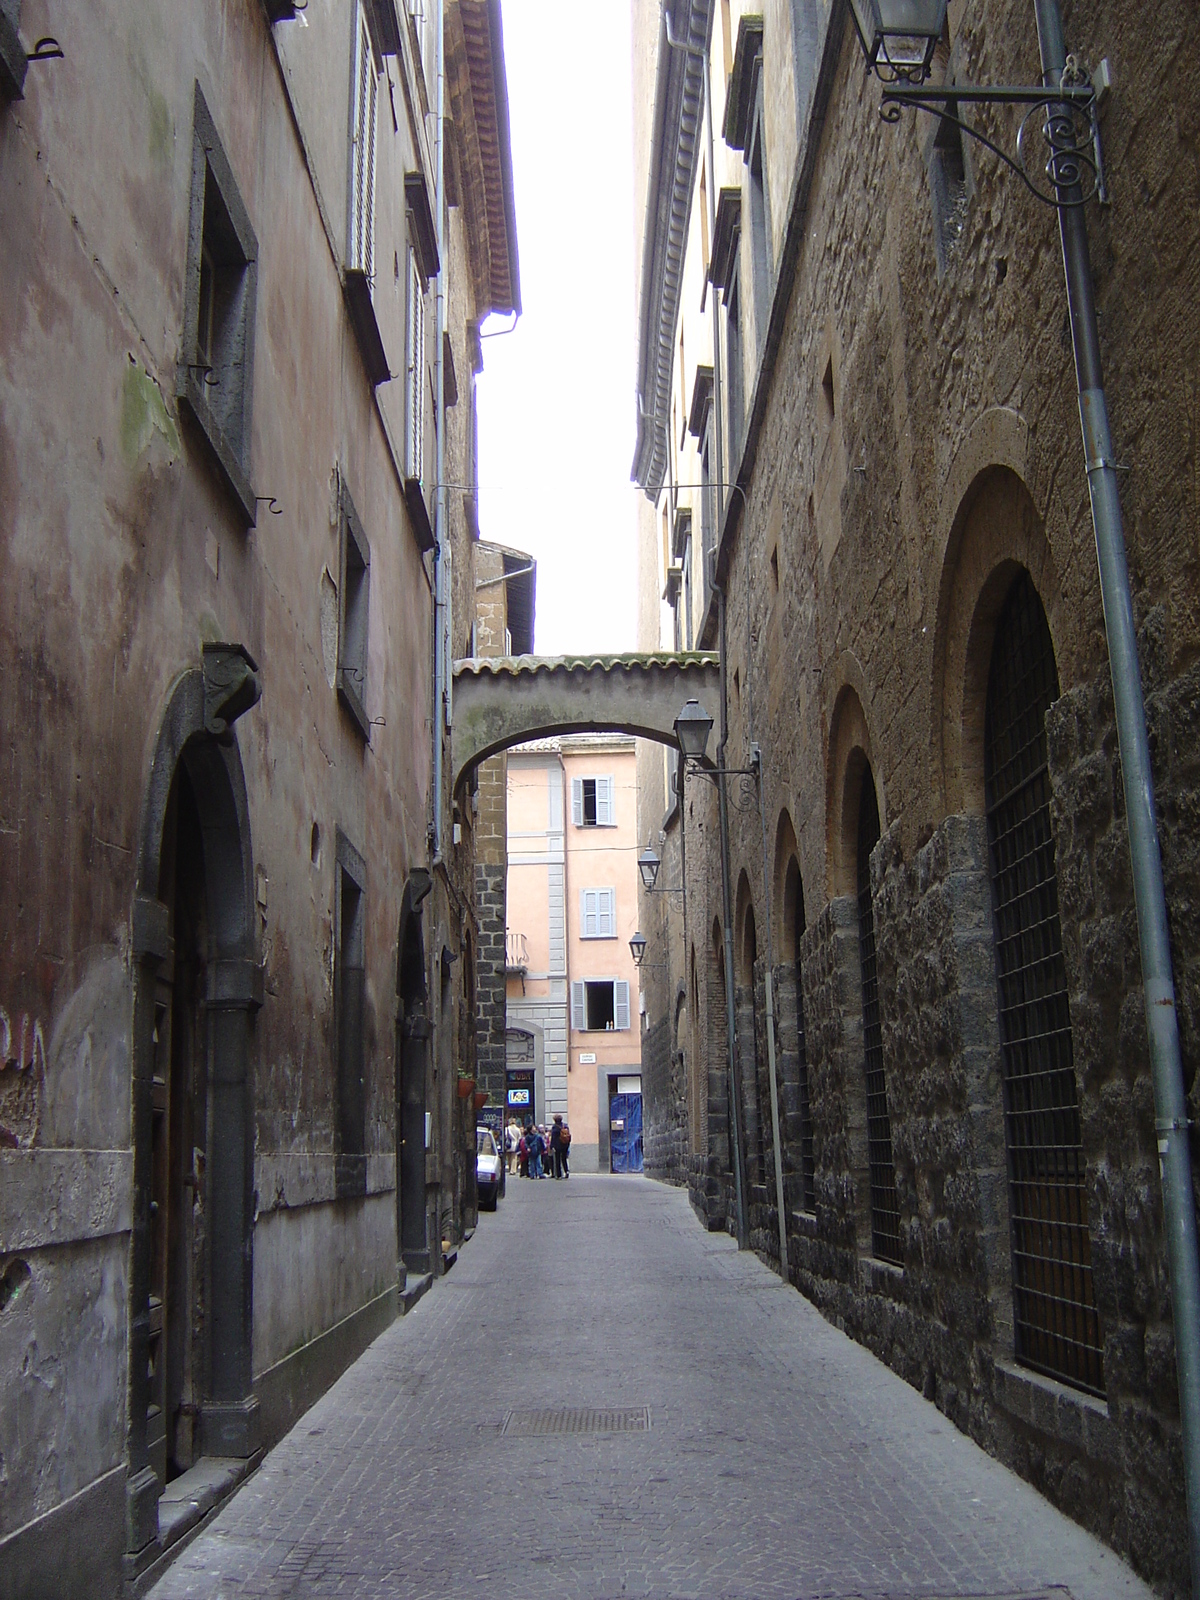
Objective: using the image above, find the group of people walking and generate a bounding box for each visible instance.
[506,1114,571,1180]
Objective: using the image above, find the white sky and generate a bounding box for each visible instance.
[474,0,638,658]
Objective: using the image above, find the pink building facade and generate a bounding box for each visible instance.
[505,736,642,1172]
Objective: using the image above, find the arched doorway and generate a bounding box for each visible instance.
[127,656,260,1551]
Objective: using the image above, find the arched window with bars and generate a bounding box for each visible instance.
[984,570,1104,1396]
[857,765,902,1265]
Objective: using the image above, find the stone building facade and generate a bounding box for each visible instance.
[0,0,518,1593]
[471,539,536,1108]
[633,0,1200,1589]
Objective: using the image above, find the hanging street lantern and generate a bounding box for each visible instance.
[673,697,714,762]
[848,0,947,82]
[629,930,647,968]
[638,841,662,893]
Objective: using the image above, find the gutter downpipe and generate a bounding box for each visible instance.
[1034,4,1200,1587]
[665,1,746,1247]
[739,377,787,1279]
[432,0,448,860]
[707,28,747,1255]
[717,581,748,1249]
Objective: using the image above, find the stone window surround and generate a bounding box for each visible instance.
[177,81,259,529]
[337,479,372,742]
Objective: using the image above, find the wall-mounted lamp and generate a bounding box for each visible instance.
[629,930,667,971]
[848,0,946,83]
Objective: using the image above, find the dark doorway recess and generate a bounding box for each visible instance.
[397,874,430,1273]
[126,662,261,1555]
[984,571,1105,1397]
[147,765,208,1485]
[857,767,902,1266]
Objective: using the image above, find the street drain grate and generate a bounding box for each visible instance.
[501,1406,650,1437]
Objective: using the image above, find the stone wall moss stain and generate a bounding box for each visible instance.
[119,363,180,469]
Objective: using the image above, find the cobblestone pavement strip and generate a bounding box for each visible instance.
[150,1175,1156,1600]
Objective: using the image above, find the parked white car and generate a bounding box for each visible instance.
[476,1127,504,1210]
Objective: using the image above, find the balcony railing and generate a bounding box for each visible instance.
[505,931,528,972]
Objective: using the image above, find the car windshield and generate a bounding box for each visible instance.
[476,1130,496,1156]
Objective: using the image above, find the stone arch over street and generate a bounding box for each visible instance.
[450,652,720,791]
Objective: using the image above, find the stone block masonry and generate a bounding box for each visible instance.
[475,862,507,1103]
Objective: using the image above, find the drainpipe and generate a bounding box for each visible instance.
[431,0,448,858]
[1033,3,1200,1587]
[665,2,743,1244]
[757,774,788,1278]
[716,581,748,1249]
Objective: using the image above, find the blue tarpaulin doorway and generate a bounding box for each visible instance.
[609,1092,643,1173]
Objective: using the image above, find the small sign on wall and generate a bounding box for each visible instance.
[578,1051,596,1064]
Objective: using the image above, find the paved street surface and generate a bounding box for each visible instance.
[152,1175,1155,1600]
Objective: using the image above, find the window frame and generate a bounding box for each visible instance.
[571,775,615,828]
[724,255,744,465]
[348,3,379,282]
[745,63,772,352]
[337,480,372,741]
[405,244,427,482]
[579,888,617,940]
[571,978,632,1032]
[178,82,259,528]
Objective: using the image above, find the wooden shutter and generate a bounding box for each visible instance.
[350,9,377,276]
[571,778,583,827]
[580,889,598,938]
[364,65,377,280]
[598,889,615,937]
[596,776,614,825]
[614,981,631,1030]
[570,981,586,1030]
[406,248,424,479]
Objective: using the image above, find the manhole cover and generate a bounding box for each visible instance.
[501,1405,650,1437]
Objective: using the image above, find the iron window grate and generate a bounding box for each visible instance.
[796,972,816,1210]
[502,1406,651,1437]
[858,770,902,1266]
[985,572,1104,1398]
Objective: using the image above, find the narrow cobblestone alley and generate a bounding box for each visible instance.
[150,1178,1155,1600]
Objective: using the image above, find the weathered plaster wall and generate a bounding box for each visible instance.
[0,0,499,1581]
[252,1191,398,1377]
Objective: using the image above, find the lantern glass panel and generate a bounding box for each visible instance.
[674,698,714,761]
[849,0,946,75]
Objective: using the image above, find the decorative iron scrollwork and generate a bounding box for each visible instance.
[879,64,1107,209]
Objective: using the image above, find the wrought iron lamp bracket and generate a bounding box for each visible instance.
[880,69,1107,208]
[681,757,760,813]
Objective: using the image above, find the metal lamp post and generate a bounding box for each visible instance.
[854,10,1200,1587]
